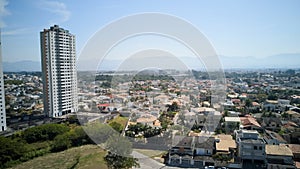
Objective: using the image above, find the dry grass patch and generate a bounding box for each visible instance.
[10,145,108,169]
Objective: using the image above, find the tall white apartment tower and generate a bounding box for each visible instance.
[40,25,78,117]
[0,31,7,131]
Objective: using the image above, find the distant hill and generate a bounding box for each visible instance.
[3,60,41,72]
[3,53,300,72]
[180,53,300,70]
[219,53,300,69]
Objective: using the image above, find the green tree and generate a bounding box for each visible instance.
[51,133,72,152]
[5,80,23,85]
[224,110,229,117]
[267,94,278,100]
[68,126,91,146]
[104,132,139,169]
[104,152,139,169]
[0,137,29,168]
[167,102,179,112]
[245,99,252,107]
[285,69,295,75]
[22,123,70,143]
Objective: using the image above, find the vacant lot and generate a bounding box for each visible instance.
[109,115,129,128]
[10,145,108,169]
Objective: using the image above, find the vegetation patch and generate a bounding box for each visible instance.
[9,145,108,169]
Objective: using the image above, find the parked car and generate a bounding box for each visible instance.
[205,166,215,169]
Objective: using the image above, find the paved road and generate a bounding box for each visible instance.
[132,150,165,169]
[132,151,196,169]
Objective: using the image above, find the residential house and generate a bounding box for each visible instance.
[136,114,158,127]
[291,95,300,105]
[287,144,300,169]
[194,136,216,166]
[231,99,241,106]
[285,110,300,126]
[290,107,300,113]
[184,111,205,129]
[235,129,266,169]
[261,117,282,132]
[215,134,237,158]
[278,99,291,112]
[265,144,295,169]
[239,93,247,101]
[222,99,235,111]
[287,144,300,162]
[263,100,278,112]
[194,136,215,156]
[264,130,287,145]
[227,111,241,117]
[249,102,260,113]
[168,136,195,167]
[240,114,262,131]
[168,136,216,168]
[225,116,241,134]
[190,108,221,133]
[202,110,222,133]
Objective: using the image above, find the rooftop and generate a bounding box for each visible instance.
[240,129,259,134]
[266,100,278,104]
[287,144,300,154]
[136,114,157,123]
[225,116,240,122]
[242,139,264,144]
[266,145,293,156]
[240,115,261,128]
[173,136,194,148]
[195,136,215,149]
[215,134,236,152]
[265,130,287,143]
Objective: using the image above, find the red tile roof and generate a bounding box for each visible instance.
[97,103,109,107]
[240,115,261,128]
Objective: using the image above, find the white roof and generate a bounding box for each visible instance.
[224,117,240,122]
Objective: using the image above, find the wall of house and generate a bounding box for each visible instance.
[266,155,294,166]
[239,142,265,161]
[170,147,193,156]
[267,164,295,169]
[195,148,212,156]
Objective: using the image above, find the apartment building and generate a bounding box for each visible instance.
[40,25,78,117]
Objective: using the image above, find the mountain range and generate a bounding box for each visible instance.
[2,53,300,72]
[3,60,41,72]
[219,53,300,69]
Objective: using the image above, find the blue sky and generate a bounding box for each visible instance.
[1,0,300,63]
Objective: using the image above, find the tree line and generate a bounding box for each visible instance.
[0,122,139,169]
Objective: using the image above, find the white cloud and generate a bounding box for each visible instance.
[39,0,71,23]
[0,0,10,28]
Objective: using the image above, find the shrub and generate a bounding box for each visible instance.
[51,133,71,152]
[22,124,70,143]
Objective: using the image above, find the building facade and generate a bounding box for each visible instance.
[265,145,295,169]
[168,136,216,167]
[224,116,240,134]
[236,130,266,168]
[0,32,7,131]
[40,25,78,117]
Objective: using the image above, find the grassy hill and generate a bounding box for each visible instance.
[9,145,108,169]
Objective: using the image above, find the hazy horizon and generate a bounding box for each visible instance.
[2,53,300,72]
